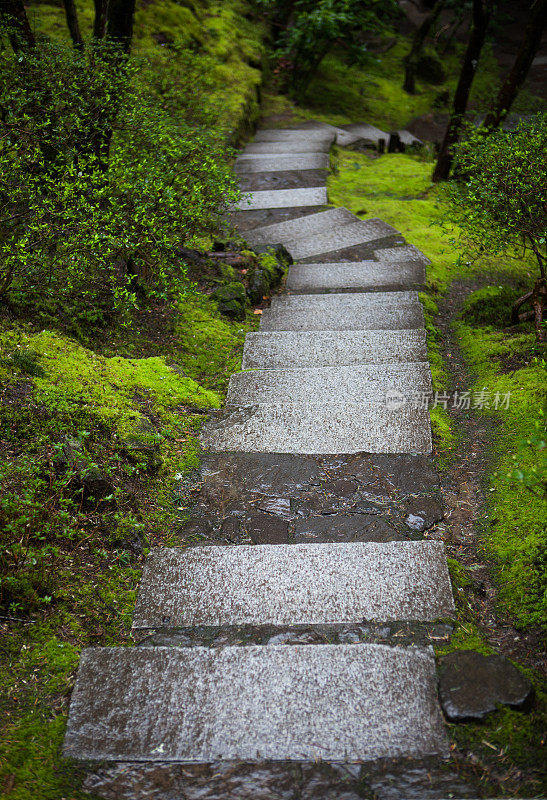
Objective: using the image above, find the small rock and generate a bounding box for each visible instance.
[438,650,535,722]
[120,418,163,472]
[243,510,289,544]
[247,268,270,305]
[404,496,443,531]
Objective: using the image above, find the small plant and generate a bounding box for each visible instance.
[443,115,547,341]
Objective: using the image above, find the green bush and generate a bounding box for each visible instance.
[0,38,239,317]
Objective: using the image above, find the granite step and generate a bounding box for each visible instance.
[241,329,428,369]
[226,363,431,406]
[242,140,332,154]
[286,260,426,292]
[375,244,431,265]
[236,187,328,210]
[253,129,335,144]
[260,301,424,331]
[270,290,418,309]
[283,220,402,261]
[63,643,448,762]
[342,123,390,143]
[244,206,357,246]
[235,153,329,173]
[132,541,454,629]
[201,401,432,454]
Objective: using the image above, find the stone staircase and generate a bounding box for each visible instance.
[62,121,495,798]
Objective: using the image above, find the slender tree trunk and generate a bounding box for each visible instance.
[62,0,84,50]
[432,0,492,182]
[483,0,547,129]
[0,0,35,50]
[403,0,446,94]
[93,0,109,39]
[106,0,136,54]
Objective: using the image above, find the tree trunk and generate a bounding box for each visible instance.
[93,0,109,39]
[62,0,84,50]
[483,0,547,129]
[0,0,35,50]
[106,0,136,54]
[432,0,491,182]
[403,0,445,94]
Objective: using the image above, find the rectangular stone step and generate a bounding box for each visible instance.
[286,260,426,292]
[63,643,448,762]
[245,207,356,246]
[242,329,428,369]
[235,154,329,173]
[280,220,402,261]
[236,187,328,210]
[227,363,431,406]
[133,541,454,629]
[243,140,332,154]
[253,129,335,143]
[201,401,432,454]
[260,302,424,331]
[270,290,418,309]
[375,244,431,265]
[342,123,389,143]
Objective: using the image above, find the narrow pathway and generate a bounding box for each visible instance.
[61,121,483,798]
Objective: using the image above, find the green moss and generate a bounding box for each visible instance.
[430,406,457,469]
[453,313,546,628]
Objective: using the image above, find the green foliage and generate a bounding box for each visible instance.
[444,115,547,278]
[461,283,529,327]
[0,37,239,317]
[257,0,398,96]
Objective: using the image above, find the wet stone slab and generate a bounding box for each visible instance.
[235,154,329,172]
[253,129,335,144]
[175,452,442,547]
[236,187,328,210]
[238,169,328,192]
[64,643,449,762]
[244,207,357,246]
[260,301,424,331]
[82,760,365,800]
[242,330,428,369]
[231,206,328,233]
[226,363,432,406]
[243,139,333,154]
[132,541,454,629]
[200,401,432,454]
[375,244,431,265]
[136,622,454,650]
[286,260,426,292]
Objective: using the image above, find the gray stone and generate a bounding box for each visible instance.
[277,220,402,261]
[236,187,328,211]
[286,260,425,292]
[242,330,428,369]
[271,290,418,309]
[243,510,289,544]
[291,515,404,545]
[374,245,430,265]
[253,129,335,143]
[235,154,329,172]
[238,170,328,192]
[438,650,535,723]
[243,140,332,154]
[132,541,454,628]
[260,304,424,331]
[398,129,422,146]
[64,643,449,761]
[245,207,357,247]
[342,123,389,143]
[226,363,431,406]
[260,291,424,332]
[200,401,432,454]
[404,496,444,531]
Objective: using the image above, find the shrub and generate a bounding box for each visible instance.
[443,115,547,340]
[0,38,240,318]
